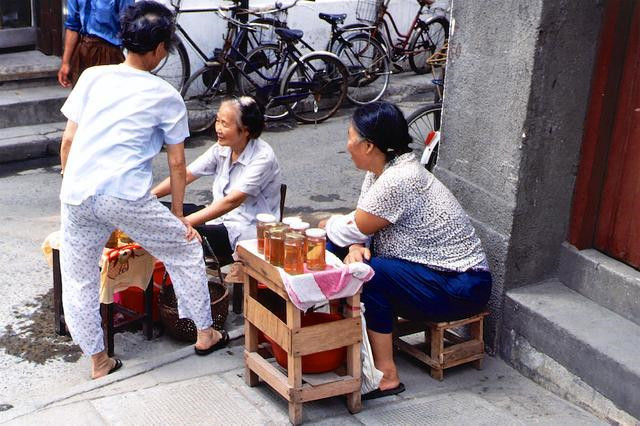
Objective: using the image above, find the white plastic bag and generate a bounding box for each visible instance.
[360,303,383,394]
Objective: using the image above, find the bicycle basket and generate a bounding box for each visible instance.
[356,0,383,24]
[251,9,288,45]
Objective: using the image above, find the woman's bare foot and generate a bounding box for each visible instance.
[91,351,118,379]
[195,327,222,351]
[378,372,401,391]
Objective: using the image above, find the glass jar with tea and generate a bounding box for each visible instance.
[305,228,327,271]
[256,213,277,254]
[283,233,305,275]
[267,226,287,267]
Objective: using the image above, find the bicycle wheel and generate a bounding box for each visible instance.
[328,24,388,55]
[239,44,291,120]
[407,103,442,171]
[336,34,390,105]
[408,17,449,75]
[180,65,231,133]
[151,39,190,92]
[279,52,348,124]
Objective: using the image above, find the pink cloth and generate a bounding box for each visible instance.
[280,262,375,311]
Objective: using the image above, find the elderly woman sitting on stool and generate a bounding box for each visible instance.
[324,101,492,400]
[153,96,282,262]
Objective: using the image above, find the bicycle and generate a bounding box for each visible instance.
[152,0,297,92]
[317,12,391,105]
[181,6,348,132]
[407,41,447,171]
[337,0,449,75]
[245,10,390,106]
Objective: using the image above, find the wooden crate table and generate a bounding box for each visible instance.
[237,244,363,425]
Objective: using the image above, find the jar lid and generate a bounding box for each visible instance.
[256,213,277,223]
[282,216,303,225]
[305,228,326,238]
[290,221,310,231]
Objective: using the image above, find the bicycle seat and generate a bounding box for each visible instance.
[275,28,304,42]
[318,13,347,25]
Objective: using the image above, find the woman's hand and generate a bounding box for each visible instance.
[343,244,371,264]
[317,218,328,229]
[179,216,202,243]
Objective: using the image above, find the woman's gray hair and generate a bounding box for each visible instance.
[221,96,265,139]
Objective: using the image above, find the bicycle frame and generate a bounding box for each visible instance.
[169,1,265,64]
[206,26,320,109]
[373,1,428,60]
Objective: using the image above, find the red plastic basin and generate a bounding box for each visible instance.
[264,312,347,374]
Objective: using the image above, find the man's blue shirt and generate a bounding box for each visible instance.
[65,0,134,46]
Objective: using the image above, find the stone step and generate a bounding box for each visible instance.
[0,84,69,129]
[0,50,60,83]
[0,122,65,164]
[559,242,640,327]
[503,279,640,419]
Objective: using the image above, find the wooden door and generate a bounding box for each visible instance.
[36,0,62,55]
[594,2,640,268]
[569,0,640,270]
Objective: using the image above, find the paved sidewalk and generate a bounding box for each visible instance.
[4,336,604,425]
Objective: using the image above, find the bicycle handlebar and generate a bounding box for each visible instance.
[245,0,315,16]
[215,7,269,31]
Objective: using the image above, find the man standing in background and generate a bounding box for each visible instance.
[57,0,134,87]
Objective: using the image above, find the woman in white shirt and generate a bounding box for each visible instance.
[153,96,282,261]
[326,101,492,400]
[59,1,227,379]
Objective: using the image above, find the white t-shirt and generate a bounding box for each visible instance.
[60,63,189,205]
[188,138,281,248]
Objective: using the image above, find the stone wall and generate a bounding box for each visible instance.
[437,0,604,350]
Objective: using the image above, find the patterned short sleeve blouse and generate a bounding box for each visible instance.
[357,153,488,273]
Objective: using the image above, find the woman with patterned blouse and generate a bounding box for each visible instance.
[327,101,492,400]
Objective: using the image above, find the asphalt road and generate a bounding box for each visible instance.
[0,78,431,416]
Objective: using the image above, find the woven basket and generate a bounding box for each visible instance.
[158,275,229,342]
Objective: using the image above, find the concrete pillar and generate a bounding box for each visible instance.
[436,0,605,350]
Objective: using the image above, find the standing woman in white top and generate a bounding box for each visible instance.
[325,101,492,400]
[152,96,282,262]
[59,1,227,380]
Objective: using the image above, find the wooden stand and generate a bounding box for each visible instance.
[393,311,488,381]
[237,245,362,425]
[52,247,154,356]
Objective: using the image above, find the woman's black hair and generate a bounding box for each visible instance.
[352,101,412,161]
[223,96,265,139]
[120,1,176,54]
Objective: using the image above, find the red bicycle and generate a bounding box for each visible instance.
[337,0,449,75]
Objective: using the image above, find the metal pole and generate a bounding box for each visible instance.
[239,0,249,56]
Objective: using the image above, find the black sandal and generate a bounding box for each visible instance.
[362,383,405,400]
[194,330,229,356]
[108,358,123,375]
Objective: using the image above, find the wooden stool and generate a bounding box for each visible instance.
[393,311,488,381]
[52,247,154,357]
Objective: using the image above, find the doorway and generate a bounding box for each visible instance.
[569,0,640,270]
[0,0,36,50]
